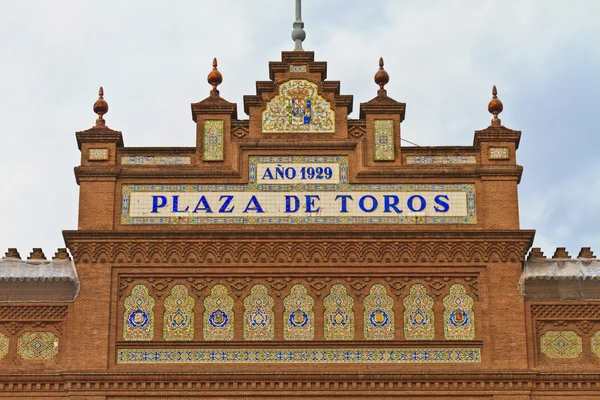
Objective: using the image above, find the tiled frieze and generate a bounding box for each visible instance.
[373,120,395,161]
[405,155,477,165]
[88,148,109,161]
[17,332,58,360]
[243,285,275,341]
[123,284,155,341]
[324,284,354,340]
[121,156,191,165]
[443,284,475,340]
[289,65,307,73]
[404,284,435,340]
[121,156,477,225]
[283,284,314,341]
[204,285,234,341]
[262,80,335,133]
[163,285,194,341]
[0,333,7,360]
[592,331,600,358]
[203,120,224,161]
[541,331,582,359]
[363,284,394,340]
[489,147,509,160]
[118,348,481,364]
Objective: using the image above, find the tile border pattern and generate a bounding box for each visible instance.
[121,156,192,165]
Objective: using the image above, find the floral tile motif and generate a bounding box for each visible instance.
[443,284,475,340]
[591,331,600,358]
[118,348,481,364]
[204,285,234,341]
[17,332,58,360]
[284,284,315,341]
[88,148,109,161]
[405,155,477,164]
[123,284,155,341]
[0,333,7,360]
[262,80,335,133]
[374,120,395,161]
[363,284,394,340]
[324,284,354,340]
[541,331,582,359]
[121,156,191,165]
[289,65,307,73]
[163,285,194,341]
[489,147,509,160]
[244,285,275,341]
[403,284,435,340]
[203,120,224,161]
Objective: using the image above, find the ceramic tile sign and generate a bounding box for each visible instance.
[121,156,476,225]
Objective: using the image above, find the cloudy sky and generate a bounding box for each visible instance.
[0,0,598,259]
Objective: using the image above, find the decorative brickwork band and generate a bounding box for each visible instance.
[123,284,155,341]
[324,284,354,340]
[373,120,394,161]
[404,284,435,340]
[363,284,394,340]
[163,285,195,341]
[443,284,475,340]
[283,284,315,341]
[243,285,275,341]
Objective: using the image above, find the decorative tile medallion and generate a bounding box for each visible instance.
[363,284,394,340]
[118,348,481,364]
[88,148,109,161]
[163,285,195,341]
[290,65,307,73]
[0,333,7,360]
[243,284,275,341]
[591,331,600,358]
[262,80,335,133]
[204,285,234,341]
[443,284,475,340]
[121,156,191,165]
[405,155,477,164]
[284,284,315,341]
[324,284,354,340]
[403,284,435,340]
[121,156,477,225]
[17,332,58,360]
[489,147,509,160]
[541,331,582,359]
[203,120,224,161]
[123,284,155,341]
[374,120,395,161]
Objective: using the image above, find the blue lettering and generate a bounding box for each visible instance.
[192,196,212,213]
[335,195,353,213]
[151,196,167,213]
[218,195,234,213]
[243,196,265,213]
[359,195,378,212]
[262,168,274,180]
[434,195,450,213]
[285,167,296,179]
[275,165,285,180]
[172,195,190,213]
[407,195,426,212]
[305,195,321,213]
[383,195,402,213]
[285,195,300,213]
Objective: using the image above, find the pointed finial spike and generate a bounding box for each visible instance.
[93,86,109,127]
[488,84,503,126]
[207,57,223,96]
[292,0,306,51]
[374,57,390,96]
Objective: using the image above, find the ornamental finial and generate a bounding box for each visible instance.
[374,57,390,96]
[291,0,306,51]
[207,57,223,96]
[488,85,504,126]
[93,86,109,127]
